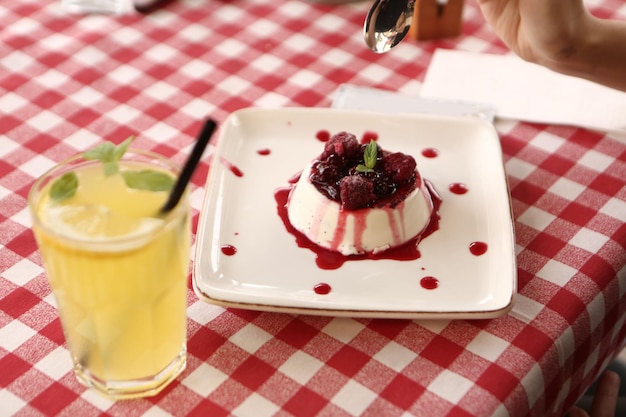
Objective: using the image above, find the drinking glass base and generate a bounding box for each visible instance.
[74,350,187,400]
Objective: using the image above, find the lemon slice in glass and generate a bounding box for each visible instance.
[43,204,163,240]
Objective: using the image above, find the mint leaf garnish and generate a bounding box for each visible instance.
[121,170,175,192]
[50,172,78,202]
[355,140,378,173]
[48,136,174,201]
[84,136,134,176]
[113,137,132,162]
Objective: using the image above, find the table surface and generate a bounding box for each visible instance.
[2,0,626,416]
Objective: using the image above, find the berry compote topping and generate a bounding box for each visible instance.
[309,132,419,210]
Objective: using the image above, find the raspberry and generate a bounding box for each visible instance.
[370,170,396,196]
[320,132,360,160]
[382,152,417,184]
[310,160,339,185]
[339,175,375,209]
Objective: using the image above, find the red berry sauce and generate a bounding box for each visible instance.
[449,183,468,195]
[420,276,439,290]
[469,241,488,256]
[274,180,441,270]
[316,130,331,142]
[219,157,244,177]
[221,244,237,256]
[257,148,271,155]
[314,283,332,295]
[361,131,378,143]
[287,171,302,184]
[422,148,439,158]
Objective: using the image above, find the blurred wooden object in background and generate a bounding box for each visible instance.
[409,0,464,40]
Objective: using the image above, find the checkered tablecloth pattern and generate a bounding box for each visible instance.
[1,0,625,416]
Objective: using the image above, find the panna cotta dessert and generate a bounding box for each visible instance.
[287,132,434,255]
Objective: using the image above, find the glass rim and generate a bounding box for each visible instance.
[28,148,189,248]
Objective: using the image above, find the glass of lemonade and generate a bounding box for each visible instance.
[28,145,190,399]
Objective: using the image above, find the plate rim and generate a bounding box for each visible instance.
[192,281,516,319]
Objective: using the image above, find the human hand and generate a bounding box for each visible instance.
[475,0,589,66]
[475,0,626,92]
[568,370,620,417]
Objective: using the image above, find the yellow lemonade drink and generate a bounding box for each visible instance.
[29,148,190,399]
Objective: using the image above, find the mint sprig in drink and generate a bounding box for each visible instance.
[29,139,190,399]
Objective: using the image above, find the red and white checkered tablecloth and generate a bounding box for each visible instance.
[1,0,625,416]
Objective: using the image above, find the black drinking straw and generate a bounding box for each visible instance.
[160,118,217,214]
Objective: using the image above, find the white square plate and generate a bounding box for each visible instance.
[193,108,516,318]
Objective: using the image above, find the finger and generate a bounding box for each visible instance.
[567,406,588,417]
[589,370,620,417]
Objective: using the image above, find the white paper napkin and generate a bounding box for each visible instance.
[332,84,495,121]
[421,49,626,132]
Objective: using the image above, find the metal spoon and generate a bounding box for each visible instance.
[364,0,415,53]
